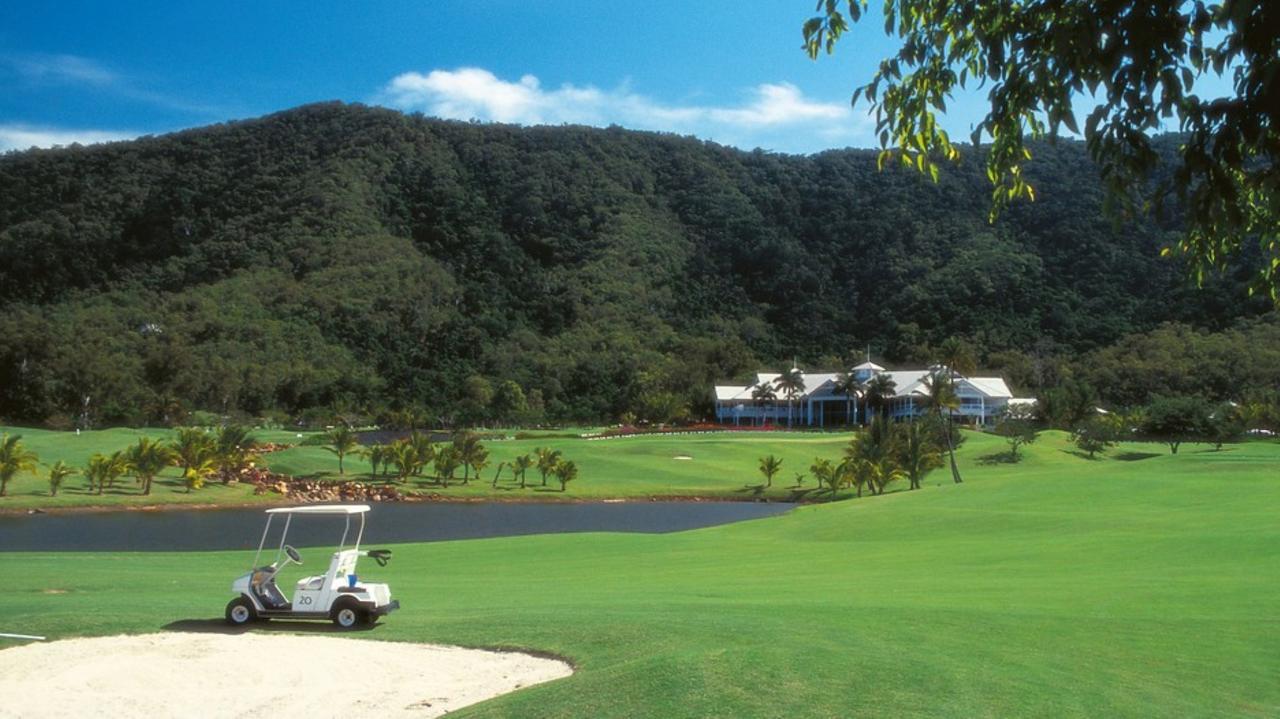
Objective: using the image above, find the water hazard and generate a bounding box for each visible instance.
[0,501,794,552]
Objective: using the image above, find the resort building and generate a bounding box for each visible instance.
[713,361,1026,427]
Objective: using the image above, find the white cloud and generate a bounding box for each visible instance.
[7,53,117,86]
[0,125,137,153]
[379,67,869,153]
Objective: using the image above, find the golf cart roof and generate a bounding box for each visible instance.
[265,504,371,515]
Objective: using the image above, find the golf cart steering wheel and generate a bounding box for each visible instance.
[284,545,302,565]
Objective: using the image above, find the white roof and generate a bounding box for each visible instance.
[265,504,370,515]
[714,385,753,401]
[965,377,1014,399]
[851,360,885,371]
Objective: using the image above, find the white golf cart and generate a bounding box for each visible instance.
[225,504,400,629]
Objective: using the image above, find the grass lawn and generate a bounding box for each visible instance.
[3,431,1277,717]
[0,425,859,510]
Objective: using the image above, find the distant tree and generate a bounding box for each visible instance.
[896,418,944,490]
[461,375,495,426]
[1073,414,1118,459]
[126,437,176,496]
[491,460,505,488]
[832,370,865,426]
[0,434,39,497]
[863,374,897,420]
[1205,403,1247,450]
[758,454,783,488]
[46,460,75,497]
[1038,380,1099,429]
[773,368,806,428]
[324,426,360,475]
[553,459,579,491]
[993,404,1040,460]
[920,370,964,483]
[751,384,778,426]
[535,447,562,487]
[492,380,528,425]
[512,453,533,489]
[1142,396,1211,454]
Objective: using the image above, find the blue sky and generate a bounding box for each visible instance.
[0,1,1229,155]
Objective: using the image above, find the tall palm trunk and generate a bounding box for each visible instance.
[945,414,963,484]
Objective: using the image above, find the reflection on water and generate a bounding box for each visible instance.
[0,501,793,552]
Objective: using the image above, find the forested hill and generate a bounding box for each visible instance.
[0,102,1273,425]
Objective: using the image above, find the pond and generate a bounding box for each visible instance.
[0,501,794,552]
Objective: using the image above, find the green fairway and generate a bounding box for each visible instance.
[3,431,1277,717]
[0,425,858,509]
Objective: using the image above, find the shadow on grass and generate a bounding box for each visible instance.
[1114,451,1162,461]
[1061,449,1103,461]
[734,484,766,497]
[977,452,1021,465]
[164,618,381,635]
[785,488,820,502]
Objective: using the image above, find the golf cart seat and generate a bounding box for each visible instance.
[251,566,289,609]
[297,575,325,591]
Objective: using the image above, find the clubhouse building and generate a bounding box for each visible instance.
[713,361,1025,427]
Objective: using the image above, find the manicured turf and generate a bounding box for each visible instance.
[0,425,857,509]
[3,431,1277,717]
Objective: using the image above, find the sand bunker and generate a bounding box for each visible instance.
[0,632,572,718]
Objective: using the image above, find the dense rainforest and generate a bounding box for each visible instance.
[0,102,1275,427]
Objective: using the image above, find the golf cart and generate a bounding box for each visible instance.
[225,504,400,629]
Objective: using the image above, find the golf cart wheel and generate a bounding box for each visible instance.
[225,597,257,626]
[331,599,367,629]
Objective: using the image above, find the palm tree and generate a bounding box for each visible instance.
[832,371,865,426]
[554,459,579,491]
[0,434,39,497]
[101,447,132,491]
[214,425,259,483]
[364,444,392,481]
[863,374,898,421]
[406,432,436,477]
[513,454,534,488]
[773,368,806,428]
[182,456,217,493]
[758,454,783,488]
[434,446,462,488]
[389,440,417,483]
[491,461,506,488]
[937,337,978,377]
[844,417,898,495]
[751,384,778,427]
[170,427,216,481]
[896,418,944,490]
[83,454,109,495]
[324,426,360,475]
[535,447,562,487]
[47,460,75,497]
[921,369,964,484]
[466,446,490,486]
[453,433,483,484]
[126,437,176,496]
[809,457,839,497]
